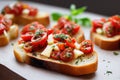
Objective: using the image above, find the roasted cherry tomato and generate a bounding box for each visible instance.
[80,40,93,54]
[65,38,75,48]
[21,22,45,34]
[103,22,116,37]
[21,32,33,41]
[23,42,32,52]
[31,30,47,48]
[57,17,69,29]
[28,7,38,16]
[50,50,60,60]
[3,5,13,14]
[92,18,106,32]
[60,48,74,62]
[13,2,23,15]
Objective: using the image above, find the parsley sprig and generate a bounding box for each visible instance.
[51,4,91,27]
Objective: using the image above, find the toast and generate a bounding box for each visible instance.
[0,14,18,46]
[13,23,98,76]
[52,17,85,43]
[14,42,98,76]
[90,15,120,50]
[2,2,50,26]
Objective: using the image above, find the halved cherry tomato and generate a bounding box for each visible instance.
[28,7,38,16]
[21,22,45,34]
[65,38,75,48]
[13,2,23,15]
[58,17,69,29]
[0,18,12,29]
[72,24,80,34]
[80,40,93,54]
[60,48,74,62]
[50,50,60,60]
[23,42,32,52]
[92,18,106,32]
[103,22,116,37]
[31,31,47,48]
[57,43,65,51]
[21,32,33,41]
[0,23,6,35]
[3,5,13,14]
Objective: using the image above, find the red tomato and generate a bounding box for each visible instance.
[65,38,75,48]
[3,6,13,14]
[80,40,93,54]
[21,22,44,34]
[103,22,116,37]
[31,31,47,48]
[57,43,65,51]
[58,17,69,29]
[1,18,12,29]
[28,7,38,16]
[47,29,53,35]
[92,18,106,32]
[60,48,74,62]
[21,32,33,41]
[50,50,60,60]
[72,24,80,34]
[0,23,6,35]
[23,42,32,52]
[13,2,23,15]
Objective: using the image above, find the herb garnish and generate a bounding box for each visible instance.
[106,71,112,75]
[113,51,119,55]
[75,59,79,64]
[51,4,91,27]
[54,34,68,40]
[11,43,14,46]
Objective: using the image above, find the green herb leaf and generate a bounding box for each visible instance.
[106,71,112,74]
[113,51,119,55]
[51,13,62,21]
[71,6,87,16]
[78,17,91,27]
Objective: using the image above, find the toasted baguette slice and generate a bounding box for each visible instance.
[14,43,98,76]
[4,12,50,26]
[90,31,120,50]
[0,24,18,46]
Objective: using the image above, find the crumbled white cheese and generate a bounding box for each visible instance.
[47,34,54,45]
[74,42,81,49]
[22,9,30,15]
[74,49,84,58]
[96,28,103,34]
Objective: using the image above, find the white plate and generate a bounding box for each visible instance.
[0,1,120,80]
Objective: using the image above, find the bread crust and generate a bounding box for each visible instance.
[14,43,98,76]
[90,31,120,50]
[0,33,9,46]
[5,12,50,26]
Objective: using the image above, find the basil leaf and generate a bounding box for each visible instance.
[78,18,91,27]
[71,6,87,16]
[51,13,62,21]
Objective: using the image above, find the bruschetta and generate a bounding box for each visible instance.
[1,2,50,26]
[52,17,85,43]
[90,15,120,50]
[13,22,98,76]
[0,14,18,46]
